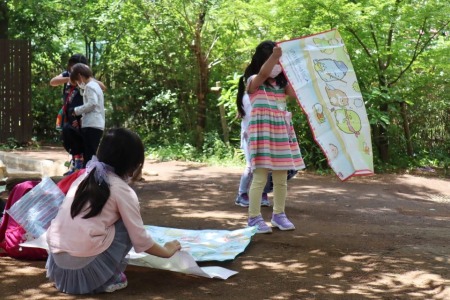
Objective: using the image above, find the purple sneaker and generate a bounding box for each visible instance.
[105,272,128,293]
[248,215,272,234]
[271,212,295,231]
[261,193,271,207]
[235,193,249,207]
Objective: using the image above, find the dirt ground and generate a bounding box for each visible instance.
[1,147,450,300]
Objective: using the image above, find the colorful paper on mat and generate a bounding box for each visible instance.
[144,225,257,261]
[7,177,65,238]
[278,29,374,181]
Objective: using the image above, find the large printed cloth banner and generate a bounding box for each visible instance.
[278,29,374,181]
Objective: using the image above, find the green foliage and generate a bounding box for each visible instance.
[147,131,243,166]
[0,138,20,150]
[137,89,187,145]
[363,88,391,127]
[147,143,198,162]
[217,72,241,143]
[3,0,449,174]
[201,131,241,165]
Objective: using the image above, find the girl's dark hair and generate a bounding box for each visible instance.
[69,63,93,82]
[236,40,288,117]
[70,128,145,219]
[68,54,88,68]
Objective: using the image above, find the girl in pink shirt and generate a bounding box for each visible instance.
[46,128,181,294]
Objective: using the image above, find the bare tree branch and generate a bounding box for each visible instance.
[346,27,380,75]
[389,19,450,86]
[384,0,402,70]
[369,23,383,70]
[206,33,219,61]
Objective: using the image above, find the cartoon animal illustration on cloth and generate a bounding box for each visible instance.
[313,59,348,82]
[352,81,361,92]
[325,85,349,107]
[313,103,326,123]
[353,97,364,108]
[363,142,371,155]
[313,37,340,54]
[329,143,339,158]
[334,109,362,137]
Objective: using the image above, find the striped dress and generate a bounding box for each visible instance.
[248,82,305,171]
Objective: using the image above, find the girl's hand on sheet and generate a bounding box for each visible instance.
[164,240,182,257]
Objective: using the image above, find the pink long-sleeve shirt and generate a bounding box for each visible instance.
[47,172,154,257]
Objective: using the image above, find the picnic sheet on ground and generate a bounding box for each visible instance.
[11,178,256,279]
[277,29,374,181]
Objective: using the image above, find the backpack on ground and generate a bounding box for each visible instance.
[0,170,84,260]
[0,180,47,259]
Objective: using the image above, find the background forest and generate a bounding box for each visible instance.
[1,0,449,173]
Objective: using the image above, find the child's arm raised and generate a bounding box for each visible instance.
[247,46,282,94]
[50,74,70,86]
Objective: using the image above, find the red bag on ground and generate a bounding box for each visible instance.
[0,170,85,260]
[57,169,85,194]
[0,181,47,260]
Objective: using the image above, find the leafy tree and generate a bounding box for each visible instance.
[3,0,448,172]
[310,0,449,162]
[6,0,78,140]
[0,0,8,39]
[126,0,221,149]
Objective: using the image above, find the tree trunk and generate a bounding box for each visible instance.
[400,101,413,156]
[0,1,8,39]
[195,95,206,149]
[193,7,209,150]
[194,49,208,149]
[85,37,91,66]
[375,76,390,162]
[212,82,229,145]
[91,39,97,69]
[373,118,390,162]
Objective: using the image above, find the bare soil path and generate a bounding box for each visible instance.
[1,148,450,300]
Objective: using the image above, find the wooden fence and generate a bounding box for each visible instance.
[0,39,32,143]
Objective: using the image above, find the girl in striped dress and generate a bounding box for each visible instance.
[237,41,305,233]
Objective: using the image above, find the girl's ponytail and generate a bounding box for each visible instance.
[236,75,246,117]
[70,169,110,219]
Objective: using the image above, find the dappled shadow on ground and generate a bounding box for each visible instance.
[1,161,450,299]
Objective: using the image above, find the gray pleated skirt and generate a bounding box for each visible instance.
[46,220,132,294]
